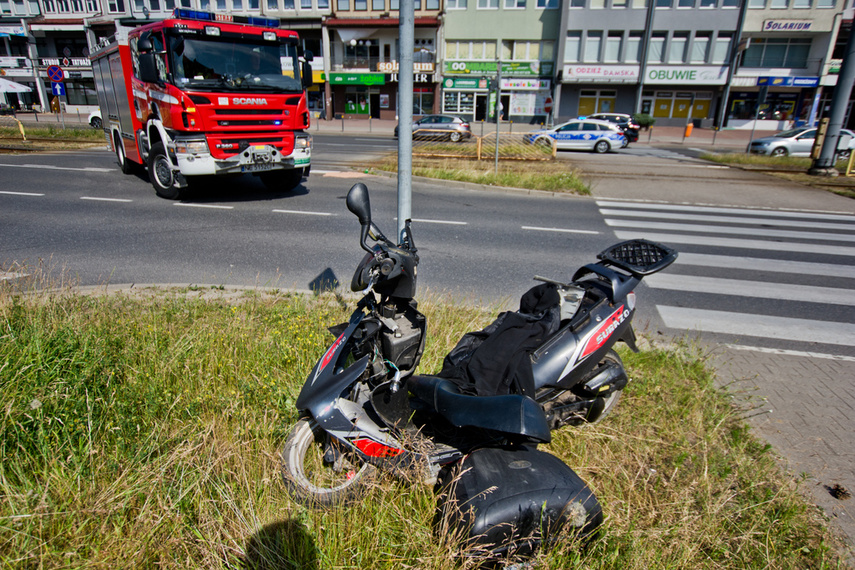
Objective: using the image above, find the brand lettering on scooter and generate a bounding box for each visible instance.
[232,97,269,105]
[596,308,631,345]
[312,332,345,384]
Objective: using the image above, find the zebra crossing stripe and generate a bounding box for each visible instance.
[674,253,855,279]
[597,200,855,221]
[656,306,855,346]
[612,231,855,257]
[644,273,855,306]
[606,219,855,242]
[599,209,855,231]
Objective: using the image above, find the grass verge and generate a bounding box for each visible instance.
[371,156,591,195]
[0,280,846,568]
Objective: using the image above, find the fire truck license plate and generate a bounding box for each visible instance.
[241,163,274,172]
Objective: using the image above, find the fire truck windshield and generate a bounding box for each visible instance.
[168,35,302,93]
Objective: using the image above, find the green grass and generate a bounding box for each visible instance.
[700,150,852,170]
[0,125,104,141]
[373,157,591,195]
[0,280,846,568]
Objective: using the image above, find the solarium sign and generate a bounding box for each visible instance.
[645,65,729,85]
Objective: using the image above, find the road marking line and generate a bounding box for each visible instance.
[0,163,114,173]
[644,273,855,306]
[600,209,855,231]
[1,271,29,281]
[0,191,44,196]
[657,305,855,346]
[597,200,855,221]
[522,226,599,235]
[174,203,234,210]
[272,209,333,216]
[723,344,855,362]
[411,218,467,225]
[81,197,133,203]
[606,219,855,242]
[675,252,855,279]
[613,231,855,257]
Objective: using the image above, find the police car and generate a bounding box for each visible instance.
[527,118,627,153]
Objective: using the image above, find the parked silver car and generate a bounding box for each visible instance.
[394,114,472,142]
[748,126,855,158]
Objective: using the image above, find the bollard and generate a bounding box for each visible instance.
[683,123,693,138]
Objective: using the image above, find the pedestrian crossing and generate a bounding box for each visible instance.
[597,199,855,355]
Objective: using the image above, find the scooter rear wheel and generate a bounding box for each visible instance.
[281,416,375,507]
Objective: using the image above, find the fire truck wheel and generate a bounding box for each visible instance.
[114,133,133,175]
[260,169,303,192]
[148,142,182,199]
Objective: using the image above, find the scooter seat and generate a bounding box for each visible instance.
[408,375,551,443]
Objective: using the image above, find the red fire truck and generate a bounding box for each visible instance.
[88,9,313,199]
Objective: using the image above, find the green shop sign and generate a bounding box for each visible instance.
[330,72,385,86]
[444,61,552,77]
[443,77,488,89]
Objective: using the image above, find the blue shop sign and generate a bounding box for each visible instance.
[757,76,819,88]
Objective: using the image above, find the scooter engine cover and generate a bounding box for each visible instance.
[435,446,602,559]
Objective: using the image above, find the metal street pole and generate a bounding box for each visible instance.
[495,60,501,175]
[716,0,749,130]
[397,0,414,242]
[809,22,855,175]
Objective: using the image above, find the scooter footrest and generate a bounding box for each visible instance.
[408,375,551,443]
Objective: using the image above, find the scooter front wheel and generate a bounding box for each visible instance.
[281,416,375,507]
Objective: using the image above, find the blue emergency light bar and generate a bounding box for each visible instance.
[172,8,280,28]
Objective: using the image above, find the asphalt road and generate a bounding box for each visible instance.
[1,138,854,361]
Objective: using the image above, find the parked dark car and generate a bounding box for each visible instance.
[587,113,640,144]
[394,114,472,142]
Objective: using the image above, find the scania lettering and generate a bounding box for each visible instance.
[87,9,313,199]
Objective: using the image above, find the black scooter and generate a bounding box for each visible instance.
[280,182,677,510]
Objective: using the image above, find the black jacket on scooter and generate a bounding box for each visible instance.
[438,283,560,398]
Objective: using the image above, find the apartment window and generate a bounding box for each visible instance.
[699,0,715,6]
[426,0,438,7]
[565,32,582,62]
[742,37,810,68]
[505,0,525,6]
[318,0,328,6]
[590,0,605,7]
[632,0,646,6]
[337,0,347,8]
[217,0,225,7]
[748,0,765,6]
[478,0,498,8]
[354,0,366,8]
[792,0,809,6]
[669,33,688,63]
[656,0,671,5]
[107,0,124,11]
[626,32,642,62]
[446,0,466,6]
[604,32,622,62]
[770,0,786,7]
[584,32,602,62]
[536,0,557,7]
[613,0,627,6]
[301,0,312,7]
[373,0,383,7]
[712,33,731,63]
[691,33,710,62]
[648,32,666,62]
[232,0,242,9]
[678,0,693,6]
[817,0,833,6]
[447,40,496,59]
[721,0,737,6]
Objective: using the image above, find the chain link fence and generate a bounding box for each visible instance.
[410,127,555,161]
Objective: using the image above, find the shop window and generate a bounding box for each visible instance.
[648,33,665,63]
[604,33,622,62]
[711,33,731,64]
[691,33,710,63]
[669,33,688,63]
[584,31,602,62]
[626,32,642,63]
[565,32,581,63]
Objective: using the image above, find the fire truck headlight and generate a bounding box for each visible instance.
[263,31,276,41]
[295,135,311,150]
[175,140,209,155]
[204,26,221,36]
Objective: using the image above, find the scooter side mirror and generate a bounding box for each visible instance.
[346,183,374,253]
[346,183,372,225]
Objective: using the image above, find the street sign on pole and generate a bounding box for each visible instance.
[47,65,65,83]
[51,82,65,96]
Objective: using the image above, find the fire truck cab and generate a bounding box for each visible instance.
[89,10,313,199]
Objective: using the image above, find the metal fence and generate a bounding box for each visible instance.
[410,128,555,161]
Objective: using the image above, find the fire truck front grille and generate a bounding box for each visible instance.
[208,133,295,159]
[213,109,285,116]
